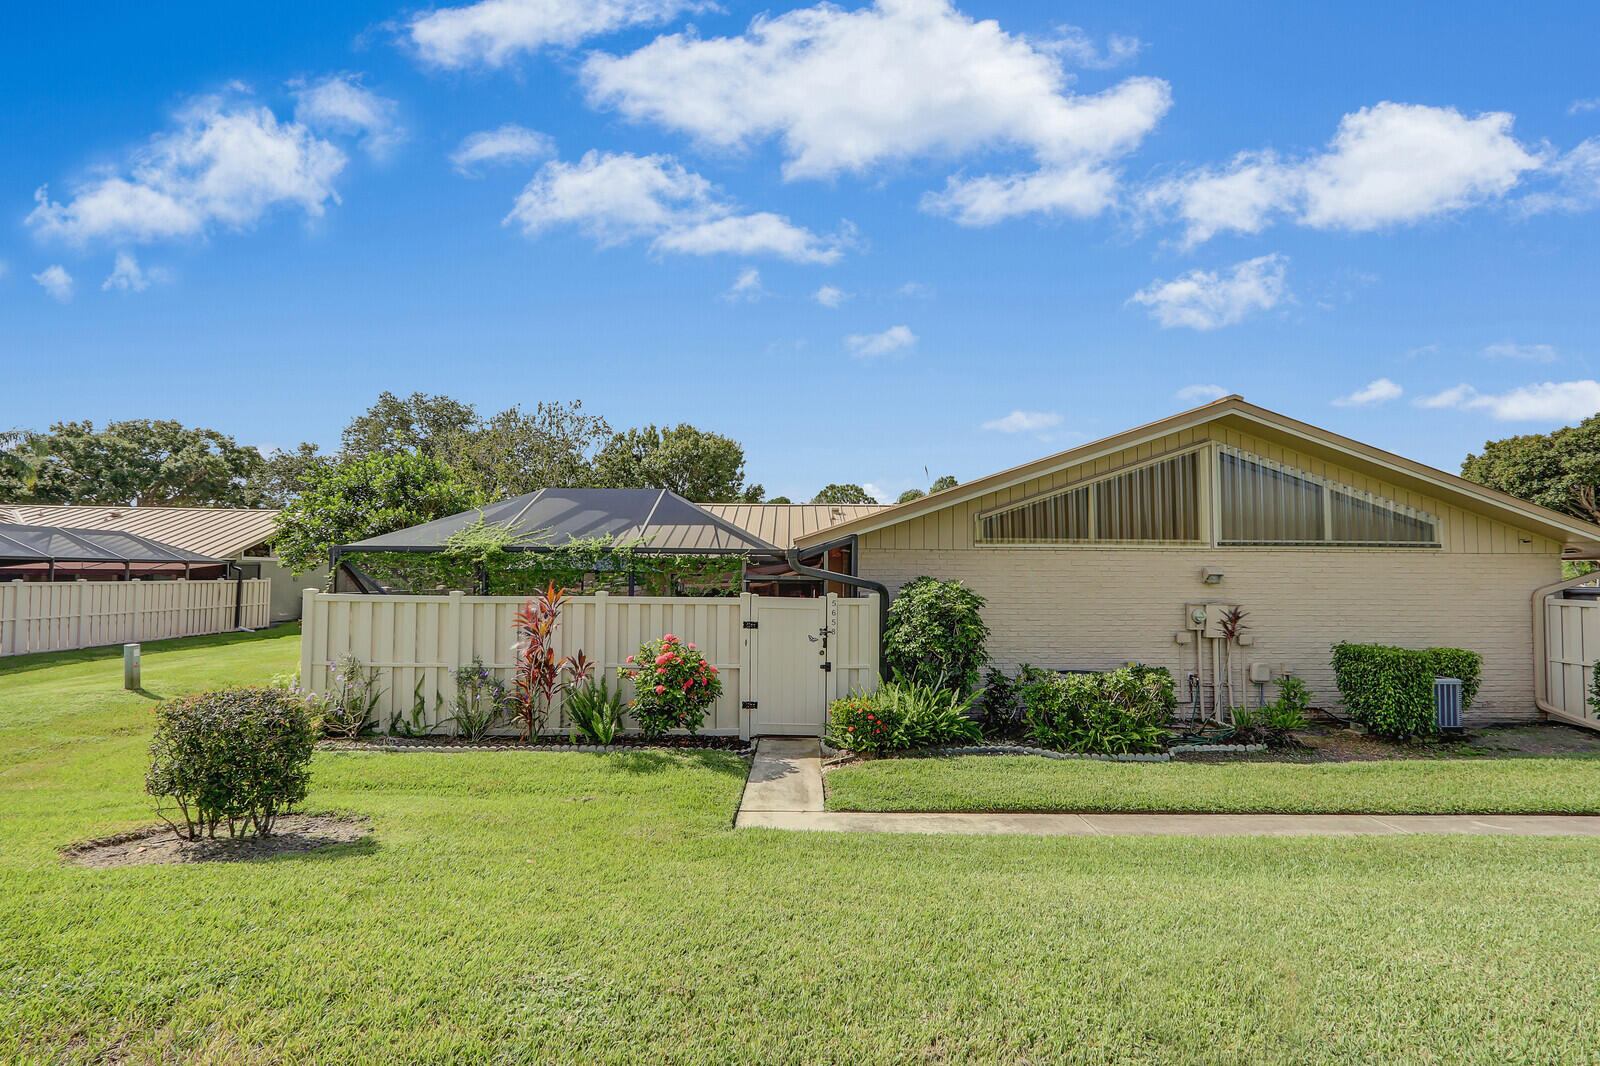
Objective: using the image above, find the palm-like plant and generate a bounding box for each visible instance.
[510,582,572,741]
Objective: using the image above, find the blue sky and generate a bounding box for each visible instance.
[4,0,1598,501]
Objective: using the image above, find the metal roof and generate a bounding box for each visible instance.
[698,504,889,548]
[0,522,225,566]
[341,488,779,555]
[0,504,281,559]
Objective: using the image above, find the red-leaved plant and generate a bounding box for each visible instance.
[510,583,594,741]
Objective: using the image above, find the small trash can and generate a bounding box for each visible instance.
[1433,677,1463,731]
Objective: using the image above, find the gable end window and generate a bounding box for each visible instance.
[977,451,1201,545]
[1216,446,1439,547]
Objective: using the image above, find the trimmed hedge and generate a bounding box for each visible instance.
[1330,642,1483,741]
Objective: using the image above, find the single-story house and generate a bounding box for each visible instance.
[791,395,1600,726]
[0,504,323,623]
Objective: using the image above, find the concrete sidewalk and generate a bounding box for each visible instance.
[734,739,1600,838]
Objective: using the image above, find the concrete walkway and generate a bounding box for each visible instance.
[734,738,1600,838]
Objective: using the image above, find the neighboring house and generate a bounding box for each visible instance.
[0,504,323,623]
[793,395,1600,726]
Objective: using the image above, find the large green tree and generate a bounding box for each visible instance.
[442,402,612,498]
[1461,415,1600,524]
[593,423,762,502]
[250,443,333,507]
[340,392,478,460]
[813,483,877,504]
[272,452,481,574]
[1,420,264,506]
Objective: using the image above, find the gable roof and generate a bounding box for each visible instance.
[698,503,888,547]
[793,395,1600,555]
[341,488,778,555]
[0,504,281,559]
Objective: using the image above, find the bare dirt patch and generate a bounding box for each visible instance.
[1298,722,1600,762]
[65,814,370,869]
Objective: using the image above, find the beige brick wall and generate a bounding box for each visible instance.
[858,546,1559,725]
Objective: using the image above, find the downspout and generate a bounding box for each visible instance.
[228,563,245,630]
[1532,569,1600,730]
[785,540,890,680]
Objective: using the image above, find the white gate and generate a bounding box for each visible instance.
[300,589,878,739]
[1541,594,1600,729]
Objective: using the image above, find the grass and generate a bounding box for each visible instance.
[824,752,1600,814]
[5,629,1600,1063]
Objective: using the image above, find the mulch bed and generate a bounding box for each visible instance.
[65,814,371,869]
[319,735,751,754]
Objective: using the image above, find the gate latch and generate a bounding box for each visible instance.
[742,620,758,629]
[820,662,832,672]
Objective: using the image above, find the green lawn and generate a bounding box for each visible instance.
[825,752,1600,814]
[7,630,1600,1063]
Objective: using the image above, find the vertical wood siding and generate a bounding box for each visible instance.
[1544,598,1600,727]
[300,591,880,738]
[0,578,270,656]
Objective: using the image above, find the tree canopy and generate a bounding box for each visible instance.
[0,420,263,506]
[272,452,482,574]
[1461,415,1600,524]
[813,483,878,504]
[593,423,762,502]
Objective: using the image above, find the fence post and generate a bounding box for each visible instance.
[824,592,839,706]
[300,588,318,690]
[130,579,144,642]
[444,590,466,723]
[74,579,90,649]
[739,592,757,740]
[593,590,610,696]
[2,579,21,656]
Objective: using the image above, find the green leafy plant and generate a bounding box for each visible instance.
[1022,666,1176,755]
[882,576,991,693]
[1425,648,1482,711]
[826,679,982,754]
[319,653,383,739]
[565,678,629,744]
[390,675,445,737]
[621,634,724,739]
[146,687,316,840]
[1258,676,1312,731]
[1330,642,1437,741]
[451,657,509,740]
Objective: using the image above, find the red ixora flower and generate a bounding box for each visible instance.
[655,684,666,694]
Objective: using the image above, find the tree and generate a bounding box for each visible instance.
[929,474,958,492]
[1462,415,1600,524]
[249,443,333,507]
[3,420,265,506]
[897,489,926,503]
[767,496,792,504]
[272,452,481,574]
[593,423,762,502]
[442,402,611,498]
[341,392,478,460]
[813,483,877,504]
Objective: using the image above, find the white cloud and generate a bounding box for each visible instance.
[1415,381,1600,422]
[846,324,917,358]
[583,0,1172,224]
[1519,137,1600,215]
[724,267,763,301]
[860,483,887,504]
[292,74,404,159]
[1483,341,1557,362]
[408,0,704,68]
[450,124,556,175]
[1174,384,1228,404]
[896,281,933,298]
[102,251,163,292]
[1044,25,1142,70]
[1145,102,1542,246]
[814,284,847,308]
[1128,253,1287,330]
[981,410,1063,433]
[1332,378,1402,407]
[33,265,73,303]
[27,92,346,246]
[504,150,846,263]
[1570,98,1600,116]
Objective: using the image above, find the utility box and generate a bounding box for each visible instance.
[1184,604,1240,640]
[1434,677,1464,731]
[1247,662,1272,684]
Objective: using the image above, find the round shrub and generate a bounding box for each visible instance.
[883,576,990,692]
[146,687,316,839]
[827,691,902,755]
[621,633,723,738]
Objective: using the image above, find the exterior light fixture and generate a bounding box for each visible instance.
[1201,567,1224,585]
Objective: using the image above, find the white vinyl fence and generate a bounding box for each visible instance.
[299,589,880,739]
[1542,594,1600,729]
[0,578,271,657]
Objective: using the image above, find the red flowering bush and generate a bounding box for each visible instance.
[826,691,901,755]
[621,633,723,739]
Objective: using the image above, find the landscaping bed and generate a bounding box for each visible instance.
[320,734,752,754]
[65,814,370,868]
